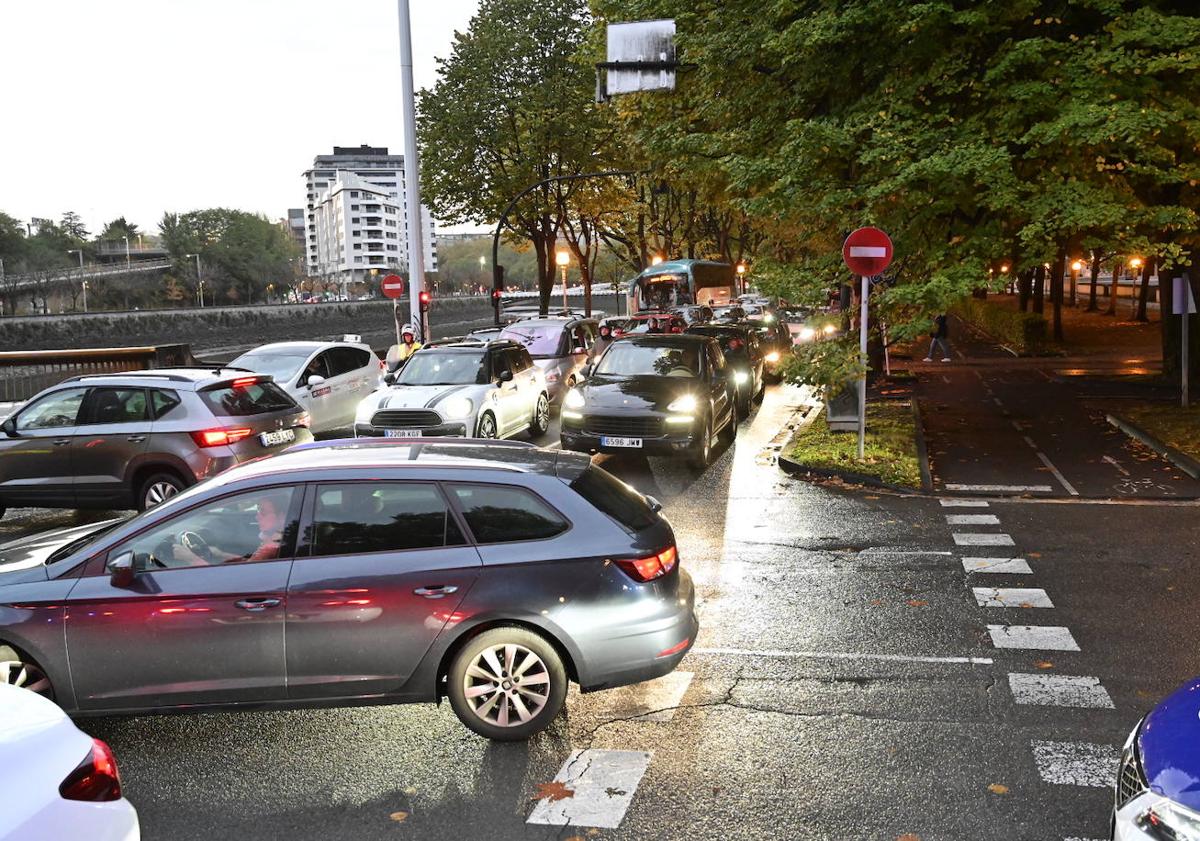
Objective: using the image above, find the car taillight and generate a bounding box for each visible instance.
[191,427,253,447]
[295,413,311,428]
[615,545,678,582]
[231,377,258,388]
[59,738,122,802]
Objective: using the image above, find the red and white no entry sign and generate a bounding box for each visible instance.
[380,274,405,299]
[842,227,894,277]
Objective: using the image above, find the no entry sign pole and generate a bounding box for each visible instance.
[842,227,895,460]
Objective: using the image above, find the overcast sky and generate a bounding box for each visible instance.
[0,0,483,236]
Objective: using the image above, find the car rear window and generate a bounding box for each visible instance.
[569,466,658,532]
[199,381,297,417]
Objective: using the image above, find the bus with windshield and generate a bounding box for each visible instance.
[626,259,737,315]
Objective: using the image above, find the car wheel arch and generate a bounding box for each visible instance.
[0,638,62,702]
[128,457,192,492]
[432,617,582,701]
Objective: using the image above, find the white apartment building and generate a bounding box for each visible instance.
[303,145,437,285]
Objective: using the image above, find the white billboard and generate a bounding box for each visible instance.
[604,19,677,97]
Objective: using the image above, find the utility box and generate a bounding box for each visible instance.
[826,384,860,432]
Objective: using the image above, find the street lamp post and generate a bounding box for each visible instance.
[1070,260,1083,308]
[556,249,570,313]
[1129,257,1144,317]
[736,262,747,296]
[186,253,203,307]
[68,249,86,312]
[122,236,130,271]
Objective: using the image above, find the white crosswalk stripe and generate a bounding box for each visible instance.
[973,587,1053,608]
[527,749,653,828]
[954,532,1016,546]
[987,624,1080,651]
[1008,674,1114,709]
[962,557,1032,574]
[1031,741,1119,787]
[940,499,990,507]
[946,514,1001,525]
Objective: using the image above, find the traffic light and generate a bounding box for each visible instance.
[419,290,431,313]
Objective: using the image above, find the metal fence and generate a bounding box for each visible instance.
[0,344,195,403]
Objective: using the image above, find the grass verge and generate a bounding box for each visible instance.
[787,400,922,488]
[1119,403,1200,461]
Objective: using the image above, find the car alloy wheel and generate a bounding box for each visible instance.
[476,412,498,439]
[0,646,53,700]
[530,392,550,436]
[689,416,712,469]
[448,628,567,741]
[140,472,184,510]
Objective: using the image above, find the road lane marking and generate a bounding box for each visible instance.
[962,557,1032,574]
[1036,451,1080,496]
[987,624,1079,651]
[1008,674,1114,708]
[945,514,1000,525]
[945,483,1053,493]
[527,749,652,828]
[1031,741,1119,787]
[940,499,990,507]
[1102,455,1130,476]
[954,532,1016,546]
[692,647,993,665]
[973,587,1053,608]
[544,441,561,449]
[1023,435,1038,448]
[569,671,693,723]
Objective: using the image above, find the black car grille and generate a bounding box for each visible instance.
[583,415,664,438]
[371,409,442,429]
[1117,750,1147,807]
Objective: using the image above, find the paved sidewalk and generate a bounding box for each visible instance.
[910,318,1200,499]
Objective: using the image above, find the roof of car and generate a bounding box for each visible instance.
[60,367,260,389]
[621,333,713,347]
[236,340,370,354]
[686,323,753,334]
[222,439,586,481]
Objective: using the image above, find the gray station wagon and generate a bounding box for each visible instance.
[0,439,697,741]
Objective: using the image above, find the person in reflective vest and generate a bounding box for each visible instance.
[387,325,423,372]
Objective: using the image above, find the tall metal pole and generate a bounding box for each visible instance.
[857,274,868,459]
[123,236,130,271]
[397,0,429,341]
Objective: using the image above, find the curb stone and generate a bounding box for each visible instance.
[1106,412,1200,480]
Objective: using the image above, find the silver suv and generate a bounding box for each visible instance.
[0,368,313,519]
[499,316,598,404]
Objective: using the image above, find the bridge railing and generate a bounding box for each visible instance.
[0,343,196,404]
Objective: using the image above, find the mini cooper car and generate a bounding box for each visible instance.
[353,340,549,440]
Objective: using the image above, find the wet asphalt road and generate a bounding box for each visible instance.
[3,386,1199,839]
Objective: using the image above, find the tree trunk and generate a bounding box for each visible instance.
[1087,252,1101,311]
[580,260,592,318]
[1032,264,1046,315]
[1049,251,1065,342]
[1135,259,1153,322]
[1106,262,1120,315]
[1018,269,1033,312]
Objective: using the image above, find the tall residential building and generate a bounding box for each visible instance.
[285,208,306,253]
[302,145,437,285]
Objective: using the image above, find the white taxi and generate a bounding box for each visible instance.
[231,336,383,435]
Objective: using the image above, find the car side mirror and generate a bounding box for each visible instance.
[0,417,16,437]
[645,494,663,514]
[307,374,326,388]
[498,369,514,383]
[383,372,396,386]
[107,551,137,587]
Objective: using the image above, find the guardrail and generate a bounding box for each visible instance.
[0,344,196,403]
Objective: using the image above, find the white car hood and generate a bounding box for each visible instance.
[368,384,479,410]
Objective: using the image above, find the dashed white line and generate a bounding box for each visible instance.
[987,624,1079,651]
[1031,741,1119,787]
[945,483,1053,493]
[962,557,1033,574]
[973,587,1053,608]
[527,749,653,828]
[692,647,993,665]
[954,532,1016,547]
[945,514,1000,525]
[1036,451,1080,496]
[1102,455,1130,476]
[1008,674,1114,709]
[939,499,990,507]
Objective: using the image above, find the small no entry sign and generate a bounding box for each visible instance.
[843,227,894,277]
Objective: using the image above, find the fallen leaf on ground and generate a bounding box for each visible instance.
[389,811,409,823]
[988,783,1009,795]
[533,781,575,802]
[898,835,921,841]
[870,598,885,606]
[1035,661,1054,669]
[1027,552,1041,558]
[864,495,880,500]
[906,599,928,607]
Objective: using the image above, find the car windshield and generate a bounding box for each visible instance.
[397,351,488,385]
[594,343,700,378]
[500,324,565,357]
[230,350,311,384]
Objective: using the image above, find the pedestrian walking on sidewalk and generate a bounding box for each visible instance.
[924,314,952,362]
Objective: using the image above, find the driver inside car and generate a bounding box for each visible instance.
[163,494,289,567]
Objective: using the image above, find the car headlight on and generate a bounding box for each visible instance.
[799,327,816,342]
[763,313,775,323]
[1140,799,1200,839]
[733,370,749,384]
[823,324,838,335]
[765,351,781,363]
[564,388,585,410]
[667,394,697,414]
[441,396,474,418]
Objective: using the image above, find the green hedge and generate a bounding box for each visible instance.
[950,297,1047,354]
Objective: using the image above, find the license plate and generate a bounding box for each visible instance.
[385,429,422,438]
[260,428,296,447]
[601,436,642,448]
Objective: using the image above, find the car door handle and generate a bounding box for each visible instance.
[413,585,458,599]
[235,597,282,611]
[126,435,146,443]
[53,438,71,446]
